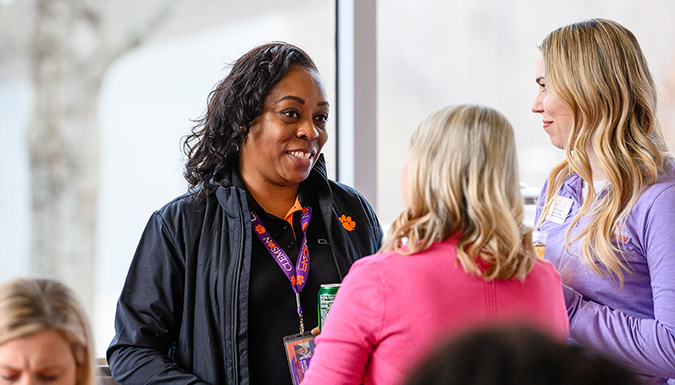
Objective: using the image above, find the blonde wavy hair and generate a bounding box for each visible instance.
[537,18,669,285]
[0,278,96,385]
[381,104,535,280]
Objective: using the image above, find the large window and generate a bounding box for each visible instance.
[94,1,336,356]
[0,0,335,357]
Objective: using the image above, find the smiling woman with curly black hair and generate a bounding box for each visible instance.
[106,42,383,385]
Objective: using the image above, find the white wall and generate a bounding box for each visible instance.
[376,0,675,225]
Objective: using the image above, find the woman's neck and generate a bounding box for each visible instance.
[587,148,608,181]
[245,182,299,219]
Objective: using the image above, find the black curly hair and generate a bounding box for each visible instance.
[182,42,318,201]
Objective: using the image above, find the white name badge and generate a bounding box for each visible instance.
[545,195,573,224]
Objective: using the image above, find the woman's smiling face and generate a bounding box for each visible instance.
[239,66,329,189]
[531,54,574,150]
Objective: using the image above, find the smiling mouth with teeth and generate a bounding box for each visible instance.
[289,151,313,160]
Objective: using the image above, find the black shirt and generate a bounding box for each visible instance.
[234,175,340,385]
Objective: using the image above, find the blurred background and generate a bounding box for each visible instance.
[1,0,674,358]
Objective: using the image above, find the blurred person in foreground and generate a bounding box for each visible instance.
[301,104,569,385]
[532,18,675,384]
[404,324,640,385]
[0,277,96,385]
[106,42,383,385]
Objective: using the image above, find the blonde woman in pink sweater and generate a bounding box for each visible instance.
[302,104,569,385]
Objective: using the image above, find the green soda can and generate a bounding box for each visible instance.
[317,283,341,332]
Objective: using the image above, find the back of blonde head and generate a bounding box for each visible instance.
[0,278,96,385]
[537,18,669,284]
[382,104,534,280]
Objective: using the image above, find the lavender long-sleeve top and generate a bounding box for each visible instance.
[535,158,675,385]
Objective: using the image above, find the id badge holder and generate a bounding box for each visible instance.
[283,331,315,385]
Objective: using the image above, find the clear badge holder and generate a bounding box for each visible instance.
[283,331,315,384]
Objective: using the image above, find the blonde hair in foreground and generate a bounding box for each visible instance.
[537,18,670,285]
[381,104,535,280]
[0,277,96,385]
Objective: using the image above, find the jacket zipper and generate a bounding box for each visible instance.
[231,190,246,385]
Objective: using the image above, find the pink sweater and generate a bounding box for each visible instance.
[302,238,569,385]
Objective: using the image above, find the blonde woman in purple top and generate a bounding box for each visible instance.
[532,18,675,384]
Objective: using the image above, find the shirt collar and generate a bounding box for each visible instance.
[233,168,312,226]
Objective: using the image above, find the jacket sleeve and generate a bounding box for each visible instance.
[565,185,675,380]
[107,212,208,385]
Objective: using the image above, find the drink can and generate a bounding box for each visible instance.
[317,283,341,332]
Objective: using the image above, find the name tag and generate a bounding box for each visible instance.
[545,195,573,224]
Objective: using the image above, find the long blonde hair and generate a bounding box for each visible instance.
[382,104,535,280]
[537,18,669,285]
[0,278,96,385]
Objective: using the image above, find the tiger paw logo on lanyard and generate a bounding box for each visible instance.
[339,214,356,231]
